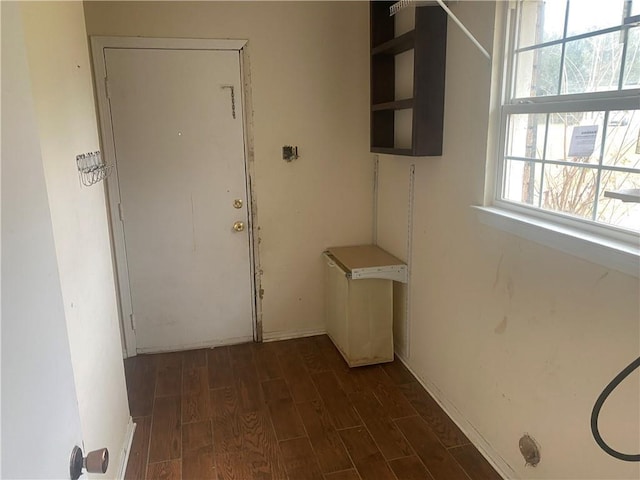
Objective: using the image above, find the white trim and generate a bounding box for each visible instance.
[474,206,640,277]
[403,165,416,358]
[394,353,516,480]
[373,155,379,245]
[90,36,259,357]
[262,328,327,343]
[492,2,640,249]
[238,45,263,343]
[116,417,136,480]
[91,37,137,358]
[136,335,255,354]
[90,36,247,51]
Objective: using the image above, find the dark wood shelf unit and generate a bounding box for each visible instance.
[370,1,447,156]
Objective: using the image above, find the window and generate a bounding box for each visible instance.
[497,0,640,241]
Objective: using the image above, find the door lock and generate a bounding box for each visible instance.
[233,199,243,209]
[233,221,245,232]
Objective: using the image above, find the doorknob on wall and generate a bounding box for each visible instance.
[70,446,109,480]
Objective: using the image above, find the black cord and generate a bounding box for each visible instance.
[591,356,640,462]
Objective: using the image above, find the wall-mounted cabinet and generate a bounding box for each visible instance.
[370,1,447,156]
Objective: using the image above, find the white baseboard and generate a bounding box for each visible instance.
[117,417,136,480]
[262,328,326,342]
[395,353,518,480]
[136,335,254,354]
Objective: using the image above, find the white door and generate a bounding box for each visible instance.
[104,47,254,353]
[2,3,84,475]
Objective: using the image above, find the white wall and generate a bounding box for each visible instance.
[377,2,640,479]
[83,1,373,340]
[81,2,639,477]
[20,2,131,476]
[376,157,413,356]
[1,3,84,477]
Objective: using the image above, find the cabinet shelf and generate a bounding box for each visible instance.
[371,147,414,156]
[372,98,414,111]
[371,30,415,55]
[370,1,447,156]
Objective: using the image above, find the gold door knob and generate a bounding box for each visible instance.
[233,199,243,209]
[233,221,245,232]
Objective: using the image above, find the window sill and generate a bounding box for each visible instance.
[473,206,640,278]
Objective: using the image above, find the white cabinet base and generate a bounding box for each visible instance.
[324,245,403,367]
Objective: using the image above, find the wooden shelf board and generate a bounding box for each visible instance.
[371,147,414,156]
[371,30,415,55]
[372,99,414,111]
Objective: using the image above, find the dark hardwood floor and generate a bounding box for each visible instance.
[124,335,502,480]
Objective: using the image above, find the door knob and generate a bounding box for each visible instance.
[233,221,245,232]
[233,199,243,209]
[70,446,109,480]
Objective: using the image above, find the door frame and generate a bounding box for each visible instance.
[91,36,262,357]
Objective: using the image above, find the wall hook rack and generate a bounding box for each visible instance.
[76,151,112,187]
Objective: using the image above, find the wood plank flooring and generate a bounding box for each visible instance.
[124,335,502,480]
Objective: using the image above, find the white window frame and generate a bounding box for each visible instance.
[479,0,640,277]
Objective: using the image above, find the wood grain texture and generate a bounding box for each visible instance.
[182,349,207,369]
[207,346,233,389]
[338,427,396,480]
[146,460,180,480]
[182,420,212,453]
[182,366,210,423]
[449,444,503,480]
[381,358,415,385]
[253,342,283,381]
[297,400,353,474]
[230,344,264,413]
[279,437,324,480]
[210,387,243,454]
[124,337,501,480]
[125,355,157,417]
[214,452,250,480]
[335,365,389,396]
[349,391,413,460]
[155,353,182,397]
[268,337,306,356]
[324,470,362,480]
[297,336,331,374]
[312,371,361,429]
[262,378,306,440]
[262,377,295,403]
[278,349,320,403]
[395,416,469,480]
[148,395,181,463]
[182,446,216,479]
[183,366,208,395]
[313,335,349,372]
[371,381,417,419]
[400,382,469,448]
[210,387,250,479]
[125,416,151,480]
[240,409,287,479]
[388,456,435,480]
